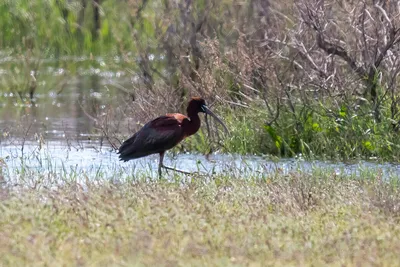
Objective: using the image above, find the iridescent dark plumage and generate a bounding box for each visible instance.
[118,97,228,176]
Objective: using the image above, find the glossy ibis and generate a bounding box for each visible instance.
[118,97,228,177]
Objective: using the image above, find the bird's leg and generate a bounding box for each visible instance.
[159,152,195,176]
[158,152,165,179]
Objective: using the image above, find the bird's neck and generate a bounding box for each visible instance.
[184,112,201,136]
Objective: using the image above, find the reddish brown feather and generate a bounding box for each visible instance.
[118,98,204,162]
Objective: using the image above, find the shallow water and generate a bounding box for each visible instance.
[1,140,400,182]
[0,68,131,142]
[1,60,400,181]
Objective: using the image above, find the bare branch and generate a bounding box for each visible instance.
[316,33,366,78]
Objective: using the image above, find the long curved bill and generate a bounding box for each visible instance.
[202,105,229,134]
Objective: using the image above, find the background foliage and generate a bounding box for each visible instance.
[2,0,400,160]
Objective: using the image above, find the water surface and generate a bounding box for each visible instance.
[1,140,400,182]
[1,59,400,182]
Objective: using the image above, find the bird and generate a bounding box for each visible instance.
[118,97,228,177]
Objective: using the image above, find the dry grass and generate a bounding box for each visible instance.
[0,172,400,266]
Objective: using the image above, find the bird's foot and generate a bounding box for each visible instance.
[161,165,196,175]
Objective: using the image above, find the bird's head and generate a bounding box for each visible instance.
[187,97,229,134]
[187,97,206,114]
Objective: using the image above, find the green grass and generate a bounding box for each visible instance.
[179,101,400,162]
[1,168,400,266]
[0,0,129,55]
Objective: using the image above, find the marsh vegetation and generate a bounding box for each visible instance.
[2,0,400,265]
[2,0,400,160]
[1,167,400,266]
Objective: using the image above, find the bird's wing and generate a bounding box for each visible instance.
[119,115,186,160]
[118,131,138,154]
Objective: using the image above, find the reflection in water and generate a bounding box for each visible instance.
[0,72,131,145]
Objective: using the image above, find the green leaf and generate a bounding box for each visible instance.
[363,141,374,151]
[142,18,154,36]
[101,19,110,38]
[312,123,321,132]
[265,125,282,150]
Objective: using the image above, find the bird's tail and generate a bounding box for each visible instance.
[118,133,137,161]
